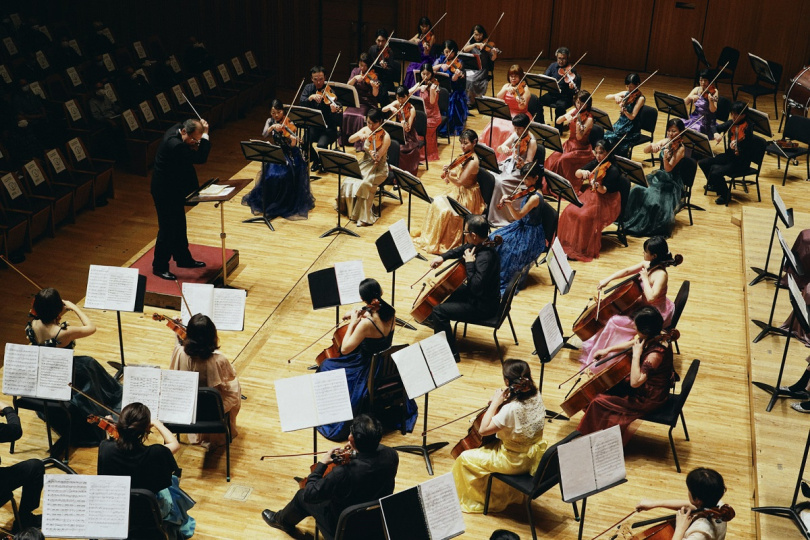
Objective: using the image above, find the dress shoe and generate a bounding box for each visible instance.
[779,385,810,399]
[715,196,729,205]
[262,509,293,534]
[153,269,177,280]
[792,402,810,414]
[176,260,206,269]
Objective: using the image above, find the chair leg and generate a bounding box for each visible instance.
[680,411,690,441]
[572,501,580,520]
[463,323,468,338]
[493,331,503,364]
[483,476,493,515]
[668,426,681,473]
[526,496,538,540]
[755,176,761,202]
[508,314,518,345]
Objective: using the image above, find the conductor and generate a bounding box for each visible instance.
[151,118,211,280]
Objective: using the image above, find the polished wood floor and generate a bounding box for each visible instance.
[2,62,809,539]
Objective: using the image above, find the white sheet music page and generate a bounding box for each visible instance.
[772,186,791,227]
[419,473,466,540]
[391,342,435,400]
[421,332,461,388]
[42,475,89,538]
[591,425,626,490]
[35,347,73,401]
[390,219,418,264]
[122,366,161,419]
[181,283,215,324]
[84,265,139,312]
[212,288,247,331]
[86,476,130,539]
[558,432,597,501]
[313,369,354,427]
[334,260,365,305]
[158,370,199,424]
[552,237,574,283]
[539,303,564,357]
[2,343,39,397]
[275,374,317,432]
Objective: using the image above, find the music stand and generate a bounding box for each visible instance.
[747,107,773,137]
[316,148,363,238]
[447,196,472,219]
[474,143,500,173]
[474,96,512,147]
[653,91,688,124]
[383,120,406,145]
[457,52,481,71]
[590,107,613,131]
[751,185,794,286]
[544,170,583,214]
[288,106,326,178]
[682,128,714,161]
[390,166,431,242]
[407,94,426,115]
[524,72,560,96]
[614,156,649,187]
[327,81,359,109]
[387,38,422,83]
[239,140,287,231]
[375,221,419,330]
[531,304,569,421]
[528,122,564,153]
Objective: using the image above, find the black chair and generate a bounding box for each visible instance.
[737,54,782,120]
[535,199,558,266]
[667,280,690,355]
[675,157,701,226]
[714,96,732,123]
[453,265,524,363]
[477,168,495,216]
[766,115,810,185]
[323,499,386,540]
[627,105,658,162]
[715,47,740,99]
[376,141,403,212]
[163,387,232,481]
[437,87,450,144]
[412,109,429,170]
[641,359,700,472]
[527,93,541,120]
[367,344,410,435]
[726,135,767,203]
[0,491,20,536]
[483,431,582,540]
[11,397,71,463]
[128,488,169,540]
[601,173,631,247]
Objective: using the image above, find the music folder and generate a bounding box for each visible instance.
[308,260,366,309]
[376,219,418,272]
[379,473,465,540]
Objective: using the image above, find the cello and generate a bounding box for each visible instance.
[572,254,683,341]
[315,300,380,365]
[601,504,736,540]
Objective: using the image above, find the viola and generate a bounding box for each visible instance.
[298,445,357,488]
[441,151,475,180]
[152,313,187,340]
[315,300,381,365]
[87,414,119,439]
[363,68,380,86]
[609,504,736,540]
[446,56,464,75]
[395,101,413,125]
[510,81,527,104]
[558,66,577,90]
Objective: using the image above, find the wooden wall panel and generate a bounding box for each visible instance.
[647,0,709,78]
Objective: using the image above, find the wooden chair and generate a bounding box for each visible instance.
[214,62,253,117]
[64,137,115,203]
[20,158,75,227]
[0,171,53,241]
[200,69,239,122]
[169,83,218,127]
[241,50,273,103]
[183,75,224,127]
[136,99,176,132]
[44,147,95,213]
[0,200,31,259]
[119,109,163,176]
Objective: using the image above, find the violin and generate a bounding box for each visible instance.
[395,101,414,128]
[510,80,527,104]
[152,313,187,340]
[558,66,577,90]
[298,445,357,488]
[608,504,736,540]
[316,83,342,112]
[481,41,501,54]
[418,31,434,55]
[730,119,748,156]
[445,56,464,76]
[497,186,537,209]
[584,161,611,192]
[441,151,475,180]
[315,300,381,365]
[87,414,119,439]
[362,68,380,86]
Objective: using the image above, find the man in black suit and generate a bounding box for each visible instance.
[0,400,45,531]
[698,100,754,205]
[300,66,342,172]
[262,414,398,537]
[539,47,581,126]
[150,118,211,280]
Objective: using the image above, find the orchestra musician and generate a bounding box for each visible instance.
[605,73,646,158]
[557,139,623,262]
[342,52,381,150]
[315,278,416,441]
[367,28,399,101]
[488,114,541,227]
[577,307,675,444]
[301,65,342,173]
[435,40,468,137]
[544,89,594,192]
[452,359,547,513]
[624,119,687,237]
[462,24,499,107]
[636,468,729,540]
[683,69,719,137]
[413,129,484,254]
[415,62,441,161]
[403,16,437,89]
[698,101,753,205]
[262,414,399,538]
[578,236,675,367]
[480,64,533,156]
[382,85,420,175]
[0,399,44,531]
[241,99,314,221]
[338,108,391,226]
[538,47,581,126]
[423,215,500,362]
[169,314,241,450]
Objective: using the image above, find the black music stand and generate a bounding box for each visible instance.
[747,107,773,137]
[753,273,810,412]
[614,156,649,187]
[531,304,569,421]
[388,38,422,83]
[544,170,583,214]
[328,81,359,109]
[682,128,714,161]
[753,425,810,538]
[474,143,500,173]
[653,91,688,123]
[407,94,426,115]
[239,140,287,231]
[457,52,480,71]
[317,148,362,238]
[288,105,326,179]
[528,122,564,153]
[391,166,430,247]
[376,224,418,330]
[590,107,613,131]
[751,185,794,286]
[752,227,804,343]
[524,73,559,97]
[475,96,512,147]
[447,196,472,219]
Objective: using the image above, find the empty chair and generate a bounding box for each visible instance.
[119,109,163,176]
[0,171,53,241]
[43,147,95,213]
[0,200,31,260]
[737,54,782,119]
[766,115,810,185]
[714,46,740,98]
[20,158,75,227]
[64,137,115,204]
[675,157,701,225]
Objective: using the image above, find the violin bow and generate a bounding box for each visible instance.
[173,279,193,317]
[516,50,545,88]
[505,160,537,200]
[421,12,447,45]
[279,78,305,139]
[660,117,702,152]
[69,383,119,418]
[713,102,749,147]
[620,69,658,105]
[569,78,604,120]
[696,61,728,101]
[260,450,328,461]
[590,510,638,540]
[325,51,341,86]
[586,133,626,189]
[180,92,204,122]
[422,405,488,436]
[465,11,505,50]
[0,255,42,291]
[285,320,343,364]
[367,31,395,77]
[555,51,587,84]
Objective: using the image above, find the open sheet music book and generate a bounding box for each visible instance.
[308,260,366,309]
[391,332,461,400]
[274,368,354,432]
[122,366,199,424]
[559,425,626,502]
[42,474,130,539]
[379,473,465,540]
[181,283,246,331]
[3,344,73,401]
[535,303,565,360]
[84,264,140,312]
[547,237,575,294]
[376,219,418,272]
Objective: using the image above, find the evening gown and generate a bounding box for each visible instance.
[421,85,442,162]
[337,137,389,224]
[623,151,684,237]
[479,90,533,158]
[415,182,485,255]
[397,103,422,175]
[605,95,643,157]
[436,55,469,137]
[342,67,379,149]
[544,113,593,193]
[241,138,314,220]
[487,133,541,227]
[683,93,717,138]
[493,193,546,295]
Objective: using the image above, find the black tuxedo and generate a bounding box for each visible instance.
[0,407,45,518]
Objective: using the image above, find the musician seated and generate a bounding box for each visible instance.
[577,307,674,445]
[452,359,547,513]
[539,47,581,126]
[262,414,399,538]
[423,215,500,362]
[169,314,241,451]
[697,101,754,205]
[0,400,45,531]
[301,65,342,173]
[97,403,195,538]
[636,467,729,540]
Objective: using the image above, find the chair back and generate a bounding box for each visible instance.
[0,172,32,212]
[715,97,732,122]
[495,265,525,326]
[679,157,698,190]
[413,110,427,137]
[128,489,168,540]
[539,198,558,243]
[367,344,407,404]
[748,54,782,87]
[716,47,740,75]
[784,114,810,145]
[674,359,701,411]
[668,280,691,331]
[589,125,605,148]
[332,500,386,540]
[196,387,228,425]
[476,168,495,211]
[528,93,541,118]
[691,39,710,68]
[750,135,767,167]
[438,87,449,114]
[530,430,581,497]
[615,173,632,219]
[639,105,658,134]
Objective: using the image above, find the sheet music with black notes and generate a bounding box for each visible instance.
[2,343,73,401]
[391,332,461,400]
[84,264,139,312]
[122,366,199,424]
[42,474,130,539]
[274,369,354,432]
[181,283,246,331]
[558,425,625,502]
[380,473,465,540]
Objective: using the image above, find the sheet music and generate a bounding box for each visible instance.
[591,425,626,489]
[181,283,216,324]
[2,343,40,397]
[772,186,792,228]
[421,332,461,388]
[212,288,246,331]
[558,432,597,501]
[313,369,354,426]
[43,475,130,539]
[547,249,565,293]
[86,476,130,538]
[122,366,161,418]
[777,227,800,274]
[392,343,436,400]
[420,473,465,540]
[274,374,317,432]
[552,238,574,281]
[788,274,810,329]
[84,265,139,312]
[539,303,564,357]
[36,347,73,401]
[390,219,418,264]
[157,370,199,424]
[334,260,365,305]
